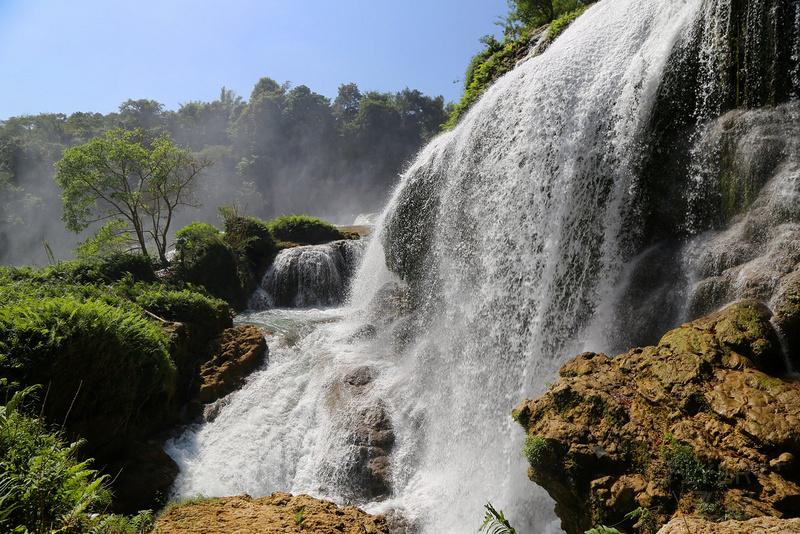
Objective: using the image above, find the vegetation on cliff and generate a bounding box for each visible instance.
[445,1,594,128]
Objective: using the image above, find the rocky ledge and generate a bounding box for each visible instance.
[513,301,800,534]
[153,492,389,534]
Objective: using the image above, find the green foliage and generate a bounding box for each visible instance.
[524,435,550,467]
[130,284,232,328]
[87,510,155,534]
[504,0,588,32]
[268,214,344,245]
[0,385,111,533]
[175,221,221,253]
[0,293,176,426]
[585,527,621,534]
[54,127,211,264]
[479,503,516,534]
[445,33,530,129]
[75,219,134,261]
[293,506,306,525]
[661,435,724,492]
[446,1,594,128]
[547,4,592,40]
[220,208,279,267]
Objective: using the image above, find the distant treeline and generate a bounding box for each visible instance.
[0,78,449,265]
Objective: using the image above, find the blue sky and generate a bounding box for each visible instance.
[0,0,509,120]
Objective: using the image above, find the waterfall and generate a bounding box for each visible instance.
[249,240,364,309]
[165,1,800,533]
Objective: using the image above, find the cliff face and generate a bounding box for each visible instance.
[514,301,800,534]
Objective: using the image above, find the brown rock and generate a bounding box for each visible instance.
[153,492,389,534]
[515,302,800,534]
[194,324,267,405]
[656,516,800,533]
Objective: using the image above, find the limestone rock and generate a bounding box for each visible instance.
[195,324,267,404]
[153,492,389,534]
[656,516,800,533]
[514,301,800,534]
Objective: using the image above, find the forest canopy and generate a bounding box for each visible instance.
[0,80,449,265]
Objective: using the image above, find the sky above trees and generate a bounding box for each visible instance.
[0,0,508,120]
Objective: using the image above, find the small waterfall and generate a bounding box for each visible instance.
[249,240,364,309]
[165,1,800,533]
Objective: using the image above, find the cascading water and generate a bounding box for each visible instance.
[165,1,800,533]
[249,240,364,309]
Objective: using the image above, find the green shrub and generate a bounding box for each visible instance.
[661,435,724,492]
[268,214,344,245]
[0,295,175,437]
[175,222,222,257]
[524,435,550,467]
[223,215,278,267]
[132,285,232,332]
[0,386,111,533]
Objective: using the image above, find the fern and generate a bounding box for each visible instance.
[479,503,517,534]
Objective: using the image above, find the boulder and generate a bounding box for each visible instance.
[514,301,800,534]
[194,324,268,405]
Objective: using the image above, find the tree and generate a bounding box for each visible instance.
[501,0,587,35]
[333,83,362,124]
[54,127,211,264]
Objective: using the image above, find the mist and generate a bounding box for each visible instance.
[0,80,447,266]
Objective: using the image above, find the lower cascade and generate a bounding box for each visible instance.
[249,240,364,309]
[165,0,800,533]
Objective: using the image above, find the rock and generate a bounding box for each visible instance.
[153,492,389,534]
[514,301,800,534]
[345,366,376,388]
[656,516,800,533]
[106,441,178,514]
[194,325,268,405]
[326,368,395,501]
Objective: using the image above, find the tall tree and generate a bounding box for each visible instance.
[54,127,211,263]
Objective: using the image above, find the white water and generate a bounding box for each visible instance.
[250,240,364,309]
[166,1,708,532]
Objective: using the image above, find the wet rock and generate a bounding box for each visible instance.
[347,324,378,343]
[194,324,267,405]
[348,403,395,500]
[514,301,800,534]
[345,366,376,388]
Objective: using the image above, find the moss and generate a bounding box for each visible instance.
[550,386,583,416]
